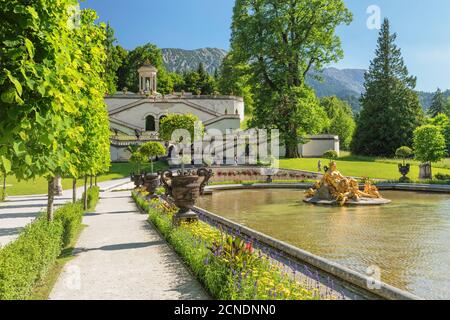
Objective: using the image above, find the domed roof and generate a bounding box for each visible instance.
[138,60,157,72]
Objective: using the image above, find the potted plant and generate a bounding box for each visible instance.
[139,142,167,197]
[395,146,413,182]
[130,151,146,188]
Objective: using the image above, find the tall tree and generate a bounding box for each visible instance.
[230,0,352,158]
[428,88,448,117]
[118,43,173,94]
[218,53,254,113]
[320,96,355,150]
[104,23,125,95]
[351,19,424,156]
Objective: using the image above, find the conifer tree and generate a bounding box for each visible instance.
[428,88,448,118]
[351,19,424,156]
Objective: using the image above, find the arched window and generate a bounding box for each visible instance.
[145,115,156,131]
[159,115,167,128]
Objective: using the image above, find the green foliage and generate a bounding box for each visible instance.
[130,151,146,174]
[159,114,204,142]
[82,187,100,211]
[104,23,125,95]
[139,142,166,159]
[0,217,63,300]
[323,150,338,160]
[428,88,448,118]
[413,125,447,163]
[435,173,450,181]
[139,142,166,173]
[117,43,173,94]
[428,113,450,156]
[230,0,352,157]
[395,146,413,159]
[320,96,355,150]
[351,19,424,156]
[210,234,256,270]
[0,194,99,300]
[218,53,254,113]
[132,193,319,300]
[54,202,84,248]
[176,63,218,95]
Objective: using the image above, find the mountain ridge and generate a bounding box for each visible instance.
[161,47,448,111]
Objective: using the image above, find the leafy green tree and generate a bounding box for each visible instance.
[159,114,204,142]
[413,125,446,173]
[139,142,166,173]
[428,88,448,118]
[429,113,450,156]
[180,63,217,95]
[104,23,125,95]
[218,53,254,113]
[320,96,355,150]
[351,19,424,157]
[118,43,173,94]
[0,0,89,219]
[230,0,352,158]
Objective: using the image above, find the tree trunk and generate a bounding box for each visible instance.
[95,176,98,187]
[1,175,6,202]
[90,175,93,188]
[285,140,300,158]
[47,178,55,221]
[72,178,77,203]
[55,175,63,196]
[84,176,88,210]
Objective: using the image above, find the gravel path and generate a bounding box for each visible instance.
[50,191,208,300]
[0,178,131,247]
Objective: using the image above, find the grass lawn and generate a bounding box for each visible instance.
[3,161,168,197]
[279,154,450,180]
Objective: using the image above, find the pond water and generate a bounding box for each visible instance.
[197,189,450,299]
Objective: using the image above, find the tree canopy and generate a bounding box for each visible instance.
[413,125,447,164]
[428,88,448,118]
[229,0,352,157]
[319,96,355,150]
[351,19,424,157]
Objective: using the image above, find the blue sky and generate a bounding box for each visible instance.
[81,0,450,92]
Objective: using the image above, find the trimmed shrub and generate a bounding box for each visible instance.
[83,186,100,210]
[323,150,338,160]
[0,194,97,300]
[0,217,64,300]
[54,202,84,247]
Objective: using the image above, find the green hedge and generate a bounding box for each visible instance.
[0,217,63,300]
[54,202,84,248]
[0,196,97,300]
[82,186,100,210]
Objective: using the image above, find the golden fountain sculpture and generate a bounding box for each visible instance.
[304,161,391,206]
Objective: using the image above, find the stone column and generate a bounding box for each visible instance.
[139,76,142,92]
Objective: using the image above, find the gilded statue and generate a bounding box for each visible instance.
[305,161,385,206]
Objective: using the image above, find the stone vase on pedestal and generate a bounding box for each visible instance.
[161,168,213,226]
[143,173,160,198]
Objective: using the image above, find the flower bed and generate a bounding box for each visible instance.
[132,191,321,300]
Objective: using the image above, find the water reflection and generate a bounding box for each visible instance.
[197,189,450,299]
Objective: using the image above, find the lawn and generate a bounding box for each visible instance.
[279,154,450,180]
[3,161,168,197]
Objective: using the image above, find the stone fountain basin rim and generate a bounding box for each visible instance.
[304,197,392,206]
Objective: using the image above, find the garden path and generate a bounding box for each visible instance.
[50,190,208,300]
[0,178,131,247]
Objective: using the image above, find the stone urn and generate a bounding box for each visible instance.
[398,164,411,182]
[161,168,213,226]
[143,173,160,198]
[131,173,144,188]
